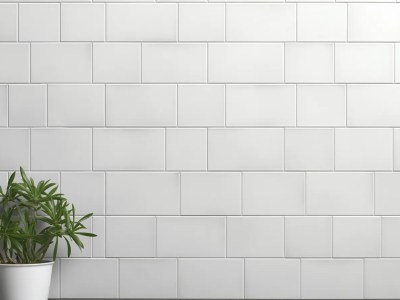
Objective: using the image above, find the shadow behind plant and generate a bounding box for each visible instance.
[0,167,96,264]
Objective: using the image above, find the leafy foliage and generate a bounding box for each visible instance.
[0,167,96,264]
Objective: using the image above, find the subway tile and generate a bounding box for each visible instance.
[178,84,224,127]
[245,259,300,299]
[157,217,225,257]
[93,43,141,83]
[347,85,400,126]
[9,85,46,127]
[106,217,155,257]
[376,173,400,215]
[0,44,30,83]
[0,129,29,170]
[0,4,17,41]
[106,85,176,127]
[227,217,284,257]
[397,44,400,83]
[92,216,105,257]
[208,128,283,170]
[208,43,284,83]
[226,85,295,127]
[31,129,92,170]
[365,259,400,298]
[335,44,394,83]
[19,4,60,41]
[382,217,400,257]
[226,4,295,41]
[285,43,334,83]
[301,259,363,299]
[181,173,241,215]
[107,4,177,41]
[61,172,105,215]
[61,4,105,41]
[298,4,347,41]
[0,86,7,127]
[307,172,373,215]
[333,217,381,257]
[297,85,346,127]
[395,129,400,170]
[142,43,206,83]
[335,129,393,171]
[120,259,177,298]
[285,129,334,171]
[48,84,105,127]
[285,217,332,257]
[179,3,224,41]
[106,172,180,215]
[31,43,91,83]
[166,129,207,170]
[93,129,164,170]
[178,259,244,299]
[60,259,118,298]
[243,172,305,215]
[348,4,400,41]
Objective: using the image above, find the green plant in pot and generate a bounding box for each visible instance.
[0,167,96,300]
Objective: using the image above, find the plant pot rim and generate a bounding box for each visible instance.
[0,260,54,267]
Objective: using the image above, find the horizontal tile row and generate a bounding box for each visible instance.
[3,3,400,42]
[42,216,400,258]
[0,43,399,83]
[5,171,400,216]
[5,84,400,128]
[1,128,399,171]
[49,258,400,299]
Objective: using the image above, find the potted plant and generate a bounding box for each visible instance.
[0,167,96,300]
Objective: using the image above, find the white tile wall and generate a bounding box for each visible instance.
[284,128,334,170]
[333,217,381,257]
[178,259,244,299]
[181,172,241,215]
[0,0,399,297]
[0,4,17,41]
[0,44,29,83]
[19,4,60,41]
[208,43,284,83]
[9,84,46,127]
[226,4,296,41]
[179,4,224,41]
[106,85,176,127]
[93,43,141,83]
[227,216,284,257]
[31,43,92,83]
[208,128,283,170]
[242,172,305,215]
[285,217,332,257]
[61,4,105,42]
[226,85,295,127]
[297,85,346,127]
[348,4,400,42]
[335,44,395,83]
[301,259,363,299]
[347,85,400,127]
[245,259,300,299]
[297,4,347,42]
[48,84,105,127]
[157,217,226,257]
[107,172,179,215]
[285,43,334,83]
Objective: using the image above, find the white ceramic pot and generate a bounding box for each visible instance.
[0,261,54,300]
